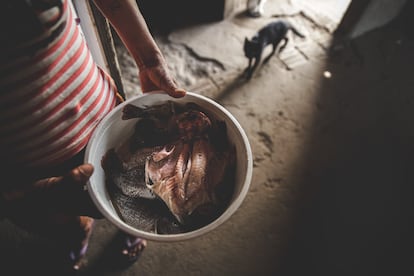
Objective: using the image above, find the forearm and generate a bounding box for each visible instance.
[90,0,185,97]
[91,0,162,70]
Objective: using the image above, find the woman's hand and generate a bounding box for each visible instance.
[2,164,102,220]
[138,52,186,98]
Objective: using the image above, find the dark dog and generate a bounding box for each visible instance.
[243,20,305,78]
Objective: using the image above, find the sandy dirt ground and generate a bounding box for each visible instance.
[1,1,414,275]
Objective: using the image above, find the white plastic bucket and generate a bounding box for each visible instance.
[85,91,253,241]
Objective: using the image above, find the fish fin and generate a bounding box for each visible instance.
[122,104,144,120]
[152,145,176,162]
[101,148,123,172]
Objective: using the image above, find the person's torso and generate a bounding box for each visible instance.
[0,0,118,169]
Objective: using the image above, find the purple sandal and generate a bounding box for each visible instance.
[118,236,147,267]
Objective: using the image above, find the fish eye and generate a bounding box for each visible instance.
[147,177,154,186]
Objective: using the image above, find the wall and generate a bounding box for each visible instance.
[137,0,226,31]
[350,0,407,38]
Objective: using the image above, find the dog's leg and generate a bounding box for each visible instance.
[243,58,253,77]
[247,56,260,79]
[264,44,277,63]
[278,37,288,53]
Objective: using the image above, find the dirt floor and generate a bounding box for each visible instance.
[1,1,414,275]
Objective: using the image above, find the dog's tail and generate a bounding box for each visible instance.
[287,23,305,38]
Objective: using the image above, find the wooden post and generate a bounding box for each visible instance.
[71,0,125,99]
[88,2,125,98]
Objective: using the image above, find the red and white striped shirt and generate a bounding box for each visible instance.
[0,0,118,168]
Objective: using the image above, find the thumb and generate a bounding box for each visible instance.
[67,164,94,186]
[170,88,187,98]
[161,77,186,98]
[31,164,94,192]
[152,68,186,98]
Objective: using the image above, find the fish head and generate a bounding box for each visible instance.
[173,110,212,140]
[145,140,217,224]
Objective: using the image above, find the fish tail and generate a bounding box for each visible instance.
[122,104,145,120]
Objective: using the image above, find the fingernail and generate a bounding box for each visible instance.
[79,164,94,177]
[173,88,186,98]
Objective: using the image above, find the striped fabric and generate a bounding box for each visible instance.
[0,0,118,168]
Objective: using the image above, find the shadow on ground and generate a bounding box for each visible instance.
[278,6,414,276]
